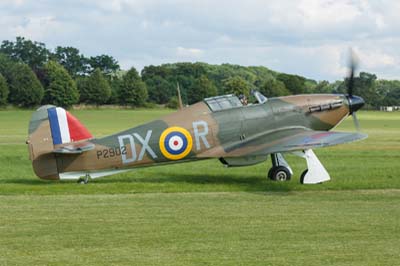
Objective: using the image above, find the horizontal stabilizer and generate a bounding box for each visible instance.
[53,141,95,154]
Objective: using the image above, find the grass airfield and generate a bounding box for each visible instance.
[0,109,399,265]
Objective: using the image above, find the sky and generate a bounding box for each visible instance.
[0,0,399,81]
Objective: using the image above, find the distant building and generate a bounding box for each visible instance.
[380,106,400,112]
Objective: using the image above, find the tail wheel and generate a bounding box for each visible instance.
[77,174,90,184]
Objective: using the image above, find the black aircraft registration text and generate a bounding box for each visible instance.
[97,147,127,159]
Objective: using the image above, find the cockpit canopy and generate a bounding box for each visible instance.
[204,90,268,112]
[204,94,243,111]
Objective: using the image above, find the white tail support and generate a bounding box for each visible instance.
[294,149,331,184]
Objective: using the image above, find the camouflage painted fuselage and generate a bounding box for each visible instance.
[28,94,353,180]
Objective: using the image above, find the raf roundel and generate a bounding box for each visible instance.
[159,127,193,160]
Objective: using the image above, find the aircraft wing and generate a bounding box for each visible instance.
[53,141,95,154]
[250,128,367,155]
[273,129,367,151]
[202,128,367,158]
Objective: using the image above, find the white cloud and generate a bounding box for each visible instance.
[298,0,361,27]
[355,48,396,69]
[0,0,399,81]
[0,0,26,7]
[176,46,204,59]
[97,0,124,12]
[12,16,61,40]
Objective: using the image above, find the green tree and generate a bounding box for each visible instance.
[88,55,120,76]
[0,53,14,80]
[0,73,8,105]
[108,77,123,104]
[175,75,193,104]
[141,65,172,80]
[146,76,175,104]
[166,96,179,109]
[304,79,318,93]
[356,72,378,107]
[375,80,400,106]
[277,73,307,94]
[223,76,250,97]
[0,37,50,71]
[78,69,111,105]
[188,75,217,103]
[338,72,378,108]
[384,87,400,106]
[376,80,393,99]
[119,67,148,106]
[261,79,290,97]
[51,46,88,77]
[42,61,79,107]
[313,80,332,93]
[141,65,175,104]
[7,63,44,107]
[141,63,279,100]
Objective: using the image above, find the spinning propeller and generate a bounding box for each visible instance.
[346,50,365,131]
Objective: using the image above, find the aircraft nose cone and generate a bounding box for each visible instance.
[348,95,365,113]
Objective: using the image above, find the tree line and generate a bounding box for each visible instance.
[0,37,399,109]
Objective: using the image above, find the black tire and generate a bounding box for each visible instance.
[300,169,308,184]
[267,168,274,180]
[271,166,291,181]
[77,178,88,184]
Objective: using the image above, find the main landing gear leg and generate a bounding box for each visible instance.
[267,153,293,181]
[78,173,91,184]
[294,149,330,184]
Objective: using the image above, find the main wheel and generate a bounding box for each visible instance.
[270,166,291,181]
[267,168,274,179]
[300,169,308,184]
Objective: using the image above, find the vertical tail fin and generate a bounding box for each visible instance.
[27,105,92,180]
[47,107,92,145]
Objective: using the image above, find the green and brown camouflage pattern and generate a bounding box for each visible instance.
[27,94,366,180]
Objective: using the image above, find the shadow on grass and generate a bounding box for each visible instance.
[0,178,56,185]
[0,173,294,192]
[93,172,294,192]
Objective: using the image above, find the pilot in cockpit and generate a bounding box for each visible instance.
[238,94,248,106]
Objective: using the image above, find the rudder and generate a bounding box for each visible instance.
[27,105,92,180]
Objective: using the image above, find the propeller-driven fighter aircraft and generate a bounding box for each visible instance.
[27,59,366,184]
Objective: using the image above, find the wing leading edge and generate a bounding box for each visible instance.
[199,128,367,158]
[250,128,367,156]
[281,130,367,150]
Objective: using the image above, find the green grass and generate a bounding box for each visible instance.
[0,109,399,265]
[1,191,399,266]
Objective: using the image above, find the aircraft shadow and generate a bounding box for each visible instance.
[0,178,54,185]
[95,172,293,192]
[0,174,293,192]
